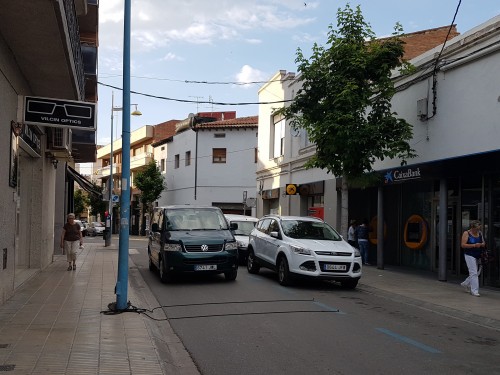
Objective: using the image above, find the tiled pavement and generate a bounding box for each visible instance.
[0,242,199,375]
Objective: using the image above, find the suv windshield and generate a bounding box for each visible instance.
[281,220,342,241]
[233,221,256,236]
[166,208,229,230]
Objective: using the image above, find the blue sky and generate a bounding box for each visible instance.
[96,0,500,146]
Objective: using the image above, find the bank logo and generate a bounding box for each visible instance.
[385,168,421,184]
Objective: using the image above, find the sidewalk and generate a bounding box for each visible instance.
[0,241,200,375]
[1,244,499,375]
[358,264,500,331]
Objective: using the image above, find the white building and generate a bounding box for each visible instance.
[156,113,258,215]
[256,16,500,287]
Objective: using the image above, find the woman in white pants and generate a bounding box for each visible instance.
[460,220,486,297]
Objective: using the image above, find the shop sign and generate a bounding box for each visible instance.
[384,167,422,184]
[262,188,280,200]
[20,123,42,157]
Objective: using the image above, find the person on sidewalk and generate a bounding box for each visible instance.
[60,213,82,271]
[356,218,370,265]
[460,220,486,297]
[347,219,358,248]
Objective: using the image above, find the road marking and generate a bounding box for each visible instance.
[376,328,441,354]
[129,249,139,254]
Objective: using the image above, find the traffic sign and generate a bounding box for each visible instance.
[286,184,298,195]
[112,194,119,203]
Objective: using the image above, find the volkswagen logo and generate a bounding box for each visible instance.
[201,244,209,252]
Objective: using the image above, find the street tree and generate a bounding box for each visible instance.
[88,182,106,220]
[276,4,416,235]
[134,160,164,234]
[74,189,89,218]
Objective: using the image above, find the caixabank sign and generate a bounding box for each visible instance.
[384,167,422,184]
[24,96,96,131]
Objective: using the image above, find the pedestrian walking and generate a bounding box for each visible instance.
[60,213,82,271]
[347,219,358,248]
[460,220,486,297]
[356,218,370,265]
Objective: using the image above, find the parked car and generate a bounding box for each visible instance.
[148,205,239,283]
[247,215,362,288]
[224,214,258,263]
[87,222,105,237]
[74,220,87,237]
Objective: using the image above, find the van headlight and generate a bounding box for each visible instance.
[165,244,182,252]
[291,245,312,256]
[225,242,238,251]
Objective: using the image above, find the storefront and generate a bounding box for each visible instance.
[348,151,500,288]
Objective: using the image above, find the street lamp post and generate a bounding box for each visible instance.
[115,0,132,311]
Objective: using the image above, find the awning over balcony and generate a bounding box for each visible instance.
[66,165,102,199]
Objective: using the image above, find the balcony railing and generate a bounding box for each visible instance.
[131,152,154,170]
[62,0,85,99]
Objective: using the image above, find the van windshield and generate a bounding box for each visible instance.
[166,208,229,230]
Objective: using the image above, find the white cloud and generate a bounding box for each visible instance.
[245,38,262,44]
[161,52,184,61]
[235,65,267,88]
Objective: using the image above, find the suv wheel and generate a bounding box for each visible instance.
[247,249,260,274]
[224,269,238,281]
[340,278,359,289]
[277,255,292,286]
[159,257,174,283]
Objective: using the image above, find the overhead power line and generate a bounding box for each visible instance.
[98,82,293,106]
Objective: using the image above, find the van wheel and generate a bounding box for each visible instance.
[224,269,238,281]
[278,256,292,286]
[247,249,260,274]
[159,257,173,283]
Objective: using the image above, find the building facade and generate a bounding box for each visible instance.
[256,17,500,286]
[157,113,258,215]
[0,0,99,305]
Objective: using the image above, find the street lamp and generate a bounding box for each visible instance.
[104,91,141,247]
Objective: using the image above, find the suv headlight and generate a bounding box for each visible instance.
[291,245,312,256]
[354,248,361,257]
[164,243,182,252]
[225,241,238,251]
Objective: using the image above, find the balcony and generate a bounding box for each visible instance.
[131,153,154,171]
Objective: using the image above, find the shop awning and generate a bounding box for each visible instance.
[66,165,102,199]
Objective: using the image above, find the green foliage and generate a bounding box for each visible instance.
[277,4,416,182]
[134,161,164,213]
[74,189,89,217]
[88,182,106,218]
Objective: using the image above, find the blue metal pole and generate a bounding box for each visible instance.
[116,0,131,310]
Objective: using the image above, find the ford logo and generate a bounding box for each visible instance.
[201,244,209,252]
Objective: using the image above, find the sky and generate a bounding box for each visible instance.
[95,0,500,147]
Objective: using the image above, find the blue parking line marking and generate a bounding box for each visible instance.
[376,328,441,354]
[313,301,346,314]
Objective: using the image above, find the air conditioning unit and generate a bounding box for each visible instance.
[48,128,72,151]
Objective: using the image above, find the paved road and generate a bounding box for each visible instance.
[128,238,500,375]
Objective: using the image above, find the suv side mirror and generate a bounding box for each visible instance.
[230,222,238,231]
[151,223,159,232]
[270,231,279,239]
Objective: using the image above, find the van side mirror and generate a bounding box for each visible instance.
[151,223,159,232]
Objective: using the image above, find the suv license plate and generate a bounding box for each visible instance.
[324,264,346,271]
[195,265,217,271]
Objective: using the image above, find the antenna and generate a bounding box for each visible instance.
[188,96,203,113]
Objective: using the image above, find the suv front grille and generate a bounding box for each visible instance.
[184,244,223,253]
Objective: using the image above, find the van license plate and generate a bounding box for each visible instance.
[324,264,346,271]
[195,265,217,271]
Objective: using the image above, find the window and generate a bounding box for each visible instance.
[213,148,226,163]
[160,159,165,172]
[214,133,226,138]
[255,148,258,163]
[273,118,285,158]
[185,151,191,166]
[174,154,179,169]
[161,146,165,151]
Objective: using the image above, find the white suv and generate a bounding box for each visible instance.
[247,215,362,288]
